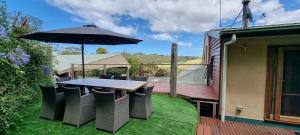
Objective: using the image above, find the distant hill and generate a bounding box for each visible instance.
[123,52,200,64]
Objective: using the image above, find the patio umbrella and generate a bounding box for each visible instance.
[19,24,142,78]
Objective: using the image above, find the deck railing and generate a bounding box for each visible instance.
[70,63,208,85]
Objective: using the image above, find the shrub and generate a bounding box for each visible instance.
[142,64,158,75]
[155,68,168,77]
[0,1,52,134]
[106,67,127,76]
[87,69,102,77]
[126,55,141,77]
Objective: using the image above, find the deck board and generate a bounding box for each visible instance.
[198,117,295,135]
[152,82,219,100]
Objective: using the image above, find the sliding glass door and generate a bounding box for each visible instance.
[266,47,300,124]
[279,49,300,122]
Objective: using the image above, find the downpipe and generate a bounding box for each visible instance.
[221,34,236,122]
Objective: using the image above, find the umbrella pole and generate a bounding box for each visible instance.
[81,43,85,78]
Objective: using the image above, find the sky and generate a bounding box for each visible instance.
[7,0,300,56]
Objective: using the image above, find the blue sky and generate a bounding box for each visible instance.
[7,0,300,56]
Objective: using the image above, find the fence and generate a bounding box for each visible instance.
[70,63,208,85]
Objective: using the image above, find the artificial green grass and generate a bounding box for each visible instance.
[7,94,197,135]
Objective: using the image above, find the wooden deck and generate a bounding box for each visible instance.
[152,82,219,101]
[198,117,295,135]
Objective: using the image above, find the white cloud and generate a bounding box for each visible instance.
[177,41,193,47]
[150,33,176,41]
[149,33,192,47]
[70,16,86,23]
[46,0,233,33]
[46,0,136,35]
[46,0,300,34]
[250,0,300,25]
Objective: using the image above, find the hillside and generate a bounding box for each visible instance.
[157,59,202,72]
[123,53,200,64]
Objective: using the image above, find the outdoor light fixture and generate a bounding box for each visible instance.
[236,106,244,115]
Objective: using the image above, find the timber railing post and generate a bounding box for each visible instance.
[103,64,107,75]
[71,64,75,79]
[140,63,144,76]
[170,43,177,97]
[127,67,130,80]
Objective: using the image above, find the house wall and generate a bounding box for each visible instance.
[225,35,300,120]
[207,36,221,98]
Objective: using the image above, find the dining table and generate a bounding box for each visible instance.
[56,78,147,92]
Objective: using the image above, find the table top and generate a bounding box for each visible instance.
[57,78,147,91]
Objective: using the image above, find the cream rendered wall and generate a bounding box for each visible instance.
[225,36,300,120]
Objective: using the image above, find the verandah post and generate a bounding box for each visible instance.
[170,43,177,97]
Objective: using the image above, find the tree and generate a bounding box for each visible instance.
[96,47,107,54]
[61,47,81,55]
[127,56,141,76]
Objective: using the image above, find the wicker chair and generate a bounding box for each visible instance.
[40,85,65,120]
[99,74,113,79]
[134,76,148,81]
[56,76,71,92]
[113,76,127,80]
[92,90,129,133]
[62,86,95,127]
[92,87,115,92]
[56,77,88,95]
[130,86,154,119]
[56,76,71,82]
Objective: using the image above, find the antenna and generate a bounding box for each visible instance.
[253,13,266,24]
[219,0,222,28]
[242,0,252,29]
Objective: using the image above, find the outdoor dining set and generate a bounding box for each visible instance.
[19,24,149,133]
[39,75,153,133]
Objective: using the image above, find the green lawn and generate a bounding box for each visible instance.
[7,94,197,135]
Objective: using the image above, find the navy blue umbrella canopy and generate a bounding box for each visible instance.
[19,24,142,78]
[19,24,142,44]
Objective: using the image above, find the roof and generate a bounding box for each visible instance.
[54,53,129,73]
[220,23,300,39]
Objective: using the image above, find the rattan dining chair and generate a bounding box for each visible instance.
[56,76,71,82]
[99,74,113,79]
[39,85,65,120]
[92,90,129,133]
[56,77,89,95]
[134,76,148,81]
[130,86,154,119]
[56,76,71,92]
[113,75,127,80]
[62,86,95,127]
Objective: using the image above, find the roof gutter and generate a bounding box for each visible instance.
[221,34,236,122]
